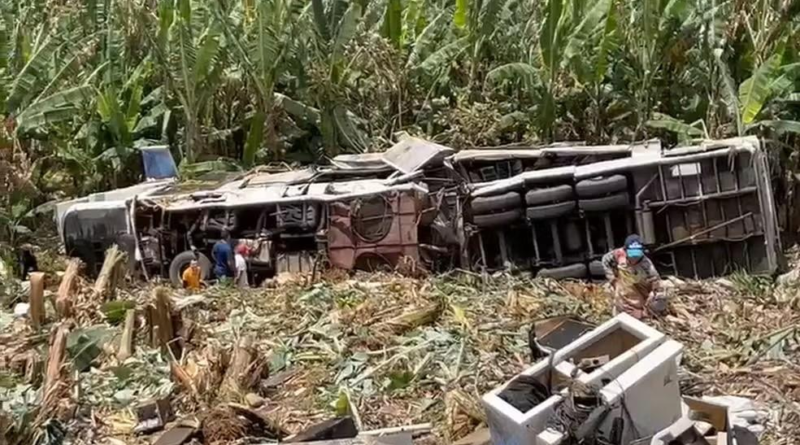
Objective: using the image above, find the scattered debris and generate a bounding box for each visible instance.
[134,397,173,434]
[285,417,358,442]
[218,336,268,403]
[153,425,195,445]
[244,392,265,408]
[652,417,706,445]
[532,316,595,353]
[13,302,29,318]
[201,403,283,444]
[482,314,771,445]
[451,426,490,445]
[1,261,798,444]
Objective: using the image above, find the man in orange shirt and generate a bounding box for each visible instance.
[182,258,203,291]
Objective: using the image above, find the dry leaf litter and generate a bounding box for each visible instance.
[1,260,799,445]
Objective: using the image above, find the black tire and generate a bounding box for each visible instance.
[169,251,212,287]
[526,201,576,221]
[579,191,630,212]
[576,175,627,198]
[536,263,588,279]
[525,185,574,206]
[589,260,605,277]
[471,192,522,214]
[473,208,523,228]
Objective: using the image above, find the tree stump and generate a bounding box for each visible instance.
[152,287,181,358]
[93,245,127,300]
[43,325,69,397]
[117,309,136,361]
[218,336,268,402]
[56,258,82,318]
[29,272,46,330]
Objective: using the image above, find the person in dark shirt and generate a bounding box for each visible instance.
[18,245,38,280]
[212,229,235,281]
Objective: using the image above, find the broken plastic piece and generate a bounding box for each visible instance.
[153,426,195,445]
[134,397,173,435]
[577,355,610,372]
[285,417,358,443]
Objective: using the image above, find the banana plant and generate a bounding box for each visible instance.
[1,10,101,138]
[648,42,800,140]
[309,0,369,156]
[728,45,800,136]
[485,0,614,140]
[214,0,304,167]
[624,0,697,133]
[149,0,224,164]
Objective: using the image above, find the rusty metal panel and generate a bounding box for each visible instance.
[327,191,421,271]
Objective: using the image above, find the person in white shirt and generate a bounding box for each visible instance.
[234,243,249,288]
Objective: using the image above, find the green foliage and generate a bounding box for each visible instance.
[646,112,704,142]
[382,0,402,47]
[454,0,468,29]
[67,326,115,372]
[2,0,800,248]
[243,111,265,168]
[101,300,136,325]
[6,29,61,113]
[730,271,773,299]
[740,54,782,125]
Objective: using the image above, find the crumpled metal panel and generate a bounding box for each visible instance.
[327,191,421,270]
[382,138,455,174]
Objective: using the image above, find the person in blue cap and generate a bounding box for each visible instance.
[601,234,662,319]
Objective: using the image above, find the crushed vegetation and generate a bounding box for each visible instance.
[1,254,799,444]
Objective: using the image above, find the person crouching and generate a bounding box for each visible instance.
[601,234,665,319]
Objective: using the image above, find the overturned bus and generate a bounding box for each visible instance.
[56,136,784,285]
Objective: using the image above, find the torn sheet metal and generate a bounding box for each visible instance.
[150,179,427,212]
[451,142,654,163]
[56,134,782,280]
[331,152,393,171]
[245,168,318,187]
[382,137,455,173]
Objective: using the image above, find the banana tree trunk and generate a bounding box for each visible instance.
[185,116,198,164]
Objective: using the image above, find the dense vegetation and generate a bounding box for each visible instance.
[2,0,800,255]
